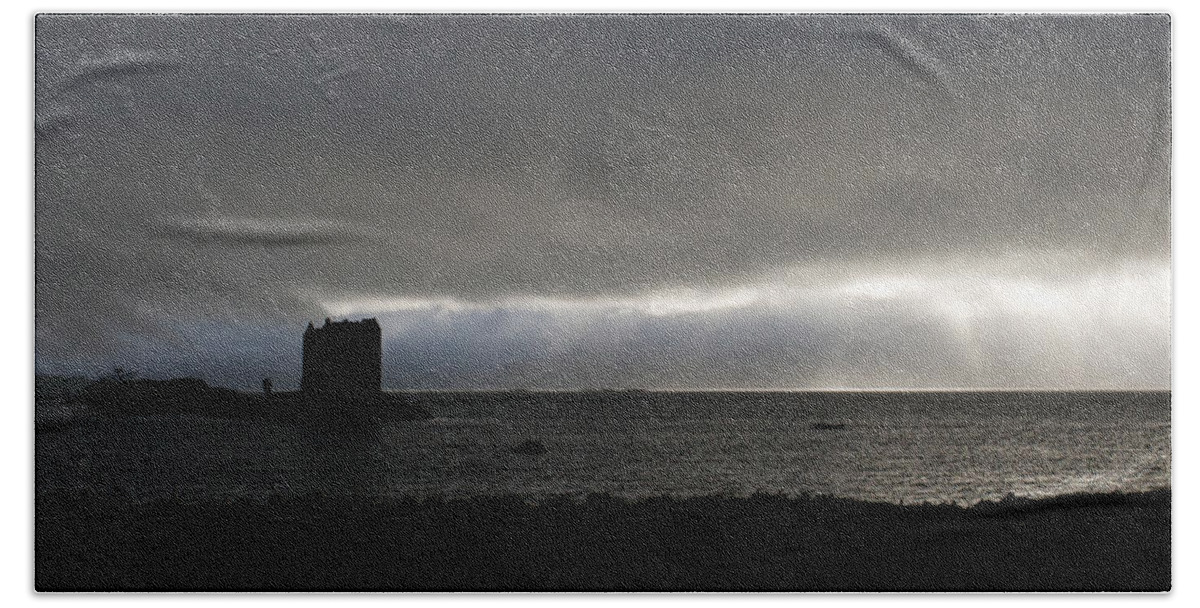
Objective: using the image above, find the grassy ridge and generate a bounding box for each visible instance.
[35,488,1170,591]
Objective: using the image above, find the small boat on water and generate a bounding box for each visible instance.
[811,422,847,431]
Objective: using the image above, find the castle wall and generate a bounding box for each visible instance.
[301,318,382,396]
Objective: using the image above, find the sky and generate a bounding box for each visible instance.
[34,14,1171,390]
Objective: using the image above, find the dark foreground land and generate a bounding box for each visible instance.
[36,488,1170,592]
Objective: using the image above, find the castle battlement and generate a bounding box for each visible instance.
[301,317,382,396]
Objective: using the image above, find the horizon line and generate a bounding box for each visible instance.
[32,372,1170,393]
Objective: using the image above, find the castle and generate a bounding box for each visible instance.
[301,318,382,397]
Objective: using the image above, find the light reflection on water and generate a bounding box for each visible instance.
[36,392,1171,506]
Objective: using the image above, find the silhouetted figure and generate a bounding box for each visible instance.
[262,378,272,395]
[302,318,382,399]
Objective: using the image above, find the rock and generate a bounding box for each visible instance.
[811,422,847,431]
[511,439,548,456]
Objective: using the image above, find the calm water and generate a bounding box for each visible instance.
[36,391,1170,506]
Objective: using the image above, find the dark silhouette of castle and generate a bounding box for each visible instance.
[302,318,382,397]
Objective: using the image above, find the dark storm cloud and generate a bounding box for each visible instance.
[34,14,1170,388]
[158,216,369,247]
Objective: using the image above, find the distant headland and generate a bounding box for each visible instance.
[40,319,428,426]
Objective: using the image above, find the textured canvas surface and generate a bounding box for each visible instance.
[34,13,1170,591]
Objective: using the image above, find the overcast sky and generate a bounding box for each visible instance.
[35,14,1170,389]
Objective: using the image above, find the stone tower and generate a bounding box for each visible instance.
[301,318,382,397]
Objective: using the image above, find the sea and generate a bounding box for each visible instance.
[35,390,1171,506]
